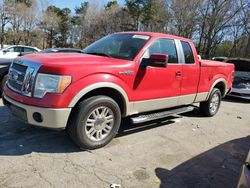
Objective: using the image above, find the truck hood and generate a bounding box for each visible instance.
[21,53,129,67]
[18,53,134,81]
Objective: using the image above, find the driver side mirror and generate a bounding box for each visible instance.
[141,54,168,68]
[2,50,7,54]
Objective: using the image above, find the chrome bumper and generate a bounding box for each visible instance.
[3,94,72,129]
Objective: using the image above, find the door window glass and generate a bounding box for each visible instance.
[143,38,178,64]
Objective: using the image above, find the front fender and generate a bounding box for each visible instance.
[67,73,132,113]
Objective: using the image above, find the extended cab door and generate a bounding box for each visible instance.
[132,38,182,113]
[177,40,200,105]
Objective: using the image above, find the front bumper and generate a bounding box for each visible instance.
[3,94,72,129]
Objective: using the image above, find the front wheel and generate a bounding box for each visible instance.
[68,96,121,149]
[200,88,222,117]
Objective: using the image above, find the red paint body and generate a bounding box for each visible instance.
[4,32,234,109]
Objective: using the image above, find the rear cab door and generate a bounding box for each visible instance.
[176,40,200,105]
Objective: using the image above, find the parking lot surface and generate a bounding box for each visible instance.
[0,98,250,188]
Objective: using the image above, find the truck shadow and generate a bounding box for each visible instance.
[0,105,177,156]
[181,108,204,118]
[155,135,250,188]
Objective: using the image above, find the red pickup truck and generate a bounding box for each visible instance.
[3,32,234,149]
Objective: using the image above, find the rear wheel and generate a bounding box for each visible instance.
[68,95,121,149]
[200,88,222,117]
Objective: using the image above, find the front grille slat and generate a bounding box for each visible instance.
[11,63,28,73]
[17,74,25,82]
[9,68,26,76]
[8,79,23,91]
[8,62,27,92]
[7,59,40,97]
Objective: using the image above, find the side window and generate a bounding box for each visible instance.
[6,47,22,52]
[181,41,195,64]
[24,47,36,53]
[144,38,178,64]
[6,47,14,52]
[13,47,22,53]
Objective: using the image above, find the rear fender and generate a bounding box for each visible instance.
[207,77,227,100]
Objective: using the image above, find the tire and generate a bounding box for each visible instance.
[200,88,222,117]
[68,95,121,149]
[0,75,8,97]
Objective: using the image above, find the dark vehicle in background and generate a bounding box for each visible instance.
[0,60,11,95]
[40,48,82,54]
[212,57,250,100]
[225,59,250,99]
[237,150,250,188]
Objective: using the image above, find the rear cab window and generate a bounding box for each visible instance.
[181,41,195,64]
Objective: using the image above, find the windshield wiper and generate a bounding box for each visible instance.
[84,52,111,57]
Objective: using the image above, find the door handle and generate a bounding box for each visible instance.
[176,71,182,77]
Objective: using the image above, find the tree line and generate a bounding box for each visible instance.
[0,0,249,58]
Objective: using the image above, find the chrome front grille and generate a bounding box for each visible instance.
[7,59,41,97]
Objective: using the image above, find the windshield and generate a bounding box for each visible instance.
[83,34,150,60]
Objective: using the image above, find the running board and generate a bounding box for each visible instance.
[130,106,194,124]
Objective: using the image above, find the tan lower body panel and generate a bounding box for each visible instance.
[178,94,196,105]
[4,91,209,128]
[132,96,179,114]
[131,92,209,115]
[194,92,209,102]
[4,95,72,129]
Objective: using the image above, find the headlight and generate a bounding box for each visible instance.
[34,73,71,98]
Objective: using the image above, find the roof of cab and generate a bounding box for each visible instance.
[115,31,192,42]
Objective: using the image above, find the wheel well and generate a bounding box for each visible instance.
[214,82,226,97]
[75,87,126,116]
[0,72,8,81]
[0,73,8,91]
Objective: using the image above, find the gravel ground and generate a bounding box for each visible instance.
[0,97,249,188]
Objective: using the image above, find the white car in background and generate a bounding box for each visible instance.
[0,45,41,60]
